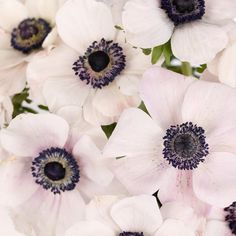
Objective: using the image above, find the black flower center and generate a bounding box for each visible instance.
[161,0,205,25]
[224,202,236,235]
[73,38,126,89]
[88,50,110,72]
[32,147,80,194]
[11,18,51,54]
[163,122,209,170]
[119,232,144,236]
[44,162,66,181]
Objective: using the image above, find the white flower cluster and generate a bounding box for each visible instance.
[0,0,236,236]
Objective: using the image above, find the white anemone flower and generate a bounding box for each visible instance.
[27,0,151,125]
[206,22,236,88]
[0,113,118,236]
[103,67,236,208]
[121,0,236,64]
[65,195,195,236]
[0,0,64,96]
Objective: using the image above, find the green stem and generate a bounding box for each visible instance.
[181,62,192,76]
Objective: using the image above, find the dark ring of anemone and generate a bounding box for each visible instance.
[31,147,80,194]
[163,122,209,170]
[11,18,51,54]
[161,0,205,26]
[224,202,236,235]
[72,38,126,89]
[119,232,144,236]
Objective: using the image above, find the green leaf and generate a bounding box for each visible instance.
[116,156,126,160]
[115,25,123,30]
[142,48,152,55]
[181,61,192,76]
[102,123,117,138]
[151,45,163,64]
[163,42,172,65]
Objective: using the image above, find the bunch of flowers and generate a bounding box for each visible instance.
[0,0,236,235]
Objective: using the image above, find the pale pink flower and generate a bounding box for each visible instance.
[0,113,118,236]
[103,67,236,208]
[27,0,151,125]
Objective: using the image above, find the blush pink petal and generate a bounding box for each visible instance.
[1,114,69,157]
[181,80,236,136]
[193,152,236,207]
[154,219,195,236]
[73,135,113,186]
[140,67,194,129]
[0,158,39,207]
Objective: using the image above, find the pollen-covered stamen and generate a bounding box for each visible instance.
[119,232,144,236]
[11,18,51,54]
[163,122,209,170]
[31,147,80,194]
[72,38,126,89]
[224,202,236,235]
[161,0,205,26]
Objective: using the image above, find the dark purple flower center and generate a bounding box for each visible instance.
[224,202,236,235]
[11,18,51,54]
[119,232,144,236]
[73,38,126,89]
[163,122,209,170]
[161,0,205,25]
[32,147,80,194]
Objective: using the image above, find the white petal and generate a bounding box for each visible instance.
[65,221,115,236]
[140,67,194,129]
[181,80,236,136]
[57,105,107,149]
[0,158,38,207]
[193,152,236,207]
[203,220,231,236]
[93,83,140,117]
[0,64,26,96]
[205,0,236,22]
[73,135,113,186]
[0,0,28,32]
[154,219,195,236]
[42,27,58,49]
[86,195,122,231]
[25,0,62,24]
[0,207,24,236]
[1,113,69,157]
[55,191,86,236]
[56,0,115,52]
[171,22,228,64]
[103,108,162,158]
[122,0,173,48]
[158,170,210,217]
[43,76,90,112]
[83,91,116,126]
[217,43,236,87]
[27,43,78,104]
[0,32,26,69]
[111,195,163,234]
